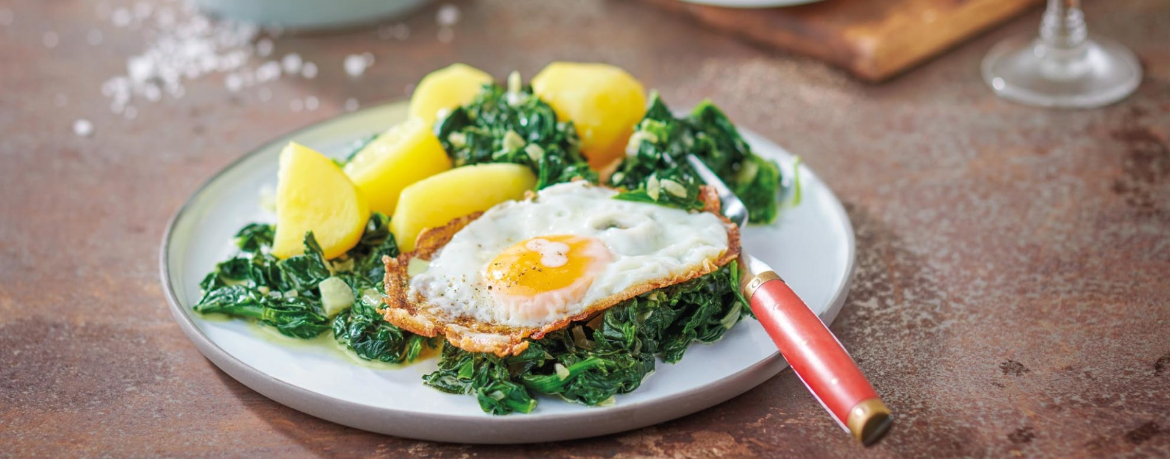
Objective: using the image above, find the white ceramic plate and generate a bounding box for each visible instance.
[160,101,855,444]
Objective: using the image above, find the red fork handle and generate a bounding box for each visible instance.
[744,271,892,445]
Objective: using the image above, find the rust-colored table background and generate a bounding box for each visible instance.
[1,0,1167,457]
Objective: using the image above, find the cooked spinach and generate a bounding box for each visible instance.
[610,92,782,223]
[342,212,399,288]
[195,233,333,338]
[197,83,777,411]
[194,214,433,363]
[434,83,597,189]
[423,261,748,414]
[333,295,438,363]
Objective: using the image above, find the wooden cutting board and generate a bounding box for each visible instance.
[643,0,1042,81]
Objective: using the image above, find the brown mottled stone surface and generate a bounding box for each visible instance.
[1,0,1167,457]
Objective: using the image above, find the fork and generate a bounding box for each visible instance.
[687,153,892,446]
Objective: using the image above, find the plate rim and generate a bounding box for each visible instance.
[158,101,856,443]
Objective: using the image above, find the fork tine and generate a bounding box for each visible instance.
[685,154,749,228]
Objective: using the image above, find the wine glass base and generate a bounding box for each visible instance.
[982,35,1142,109]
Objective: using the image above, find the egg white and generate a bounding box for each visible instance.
[408,181,731,328]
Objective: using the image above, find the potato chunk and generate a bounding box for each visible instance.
[391,163,536,252]
[272,143,369,259]
[409,63,494,125]
[532,62,646,170]
[343,118,453,215]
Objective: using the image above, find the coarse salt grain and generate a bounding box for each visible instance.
[344,54,371,77]
[224,73,243,92]
[436,4,460,26]
[126,56,153,82]
[282,53,302,74]
[301,62,317,79]
[256,61,281,82]
[73,119,94,137]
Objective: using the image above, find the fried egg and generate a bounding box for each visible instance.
[381,181,740,356]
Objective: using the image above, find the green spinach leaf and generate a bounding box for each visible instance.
[609,92,783,223]
[434,83,597,189]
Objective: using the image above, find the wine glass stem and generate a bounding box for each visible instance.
[1040,0,1087,50]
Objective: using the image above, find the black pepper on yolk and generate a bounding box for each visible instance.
[483,235,614,322]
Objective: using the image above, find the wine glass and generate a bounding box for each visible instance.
[982,0,1142,108]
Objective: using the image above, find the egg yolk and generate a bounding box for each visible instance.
[485,235,612,298]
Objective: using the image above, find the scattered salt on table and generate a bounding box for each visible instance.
[301,62,318,79]
[73,119,94,137]
[282,53,302,74]
[344,54,374,77]
[437,4,460,26]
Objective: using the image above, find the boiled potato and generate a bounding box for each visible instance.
[272,142,369,260]
[392,163,536,252]
[532,62,646,170]
[409,63,493,125]
[343,118,453,215]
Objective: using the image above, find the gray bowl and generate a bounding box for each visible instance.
[195,0,433,30]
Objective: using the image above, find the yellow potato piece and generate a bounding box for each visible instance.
[392,163,536,253]
[409,63,494,125]
[272,142,369,260]
[343,118,453,215]
[532,62,647,170]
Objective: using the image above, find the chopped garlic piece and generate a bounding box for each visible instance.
[503,130,526,150]
[448,132,467,148]
[646,175,660,200]
[524,144,545,162]
[624,130,658,156]
[506,71,526,106]
[660,179,687,198]
[319,277,355,317]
